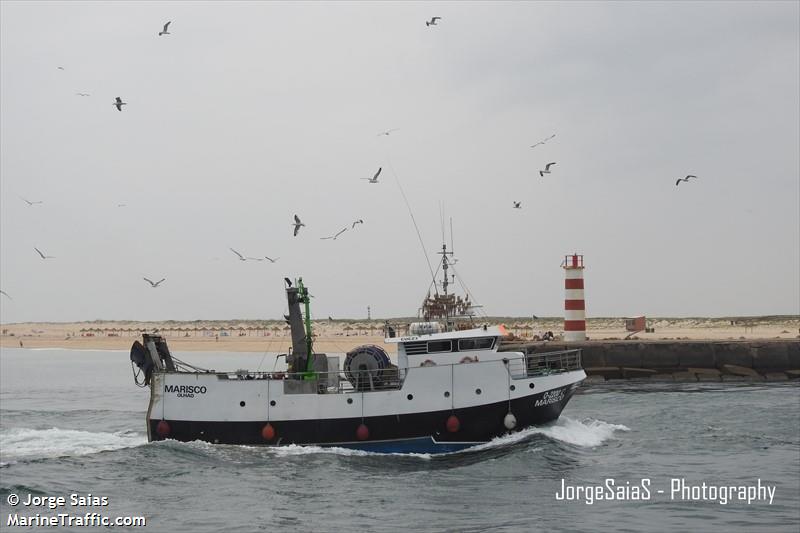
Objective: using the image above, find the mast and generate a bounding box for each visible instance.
[438,243,453,298]
[436,242,457,325]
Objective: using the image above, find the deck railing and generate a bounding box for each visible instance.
[523,349,582,377]
[205,348,582,394]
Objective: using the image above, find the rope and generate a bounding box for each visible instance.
[130,361,147,388]
[450,263,488,318]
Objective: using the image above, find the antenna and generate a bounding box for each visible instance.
[386,160,438,294]
[450,217,454,256]
[440,201,449,252]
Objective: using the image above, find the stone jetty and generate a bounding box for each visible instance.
[500,339,800,382]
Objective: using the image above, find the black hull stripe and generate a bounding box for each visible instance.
[150,384,581,446]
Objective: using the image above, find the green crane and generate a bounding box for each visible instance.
[297,278,316,378]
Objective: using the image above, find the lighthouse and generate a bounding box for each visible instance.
[563,254,586,342]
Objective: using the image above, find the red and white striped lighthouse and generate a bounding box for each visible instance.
[563,254,586,342]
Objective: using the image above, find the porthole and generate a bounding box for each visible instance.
[347,398,353,404]
[475,388,482,395]
[407,394,414,400]
[239,401,246,407]
[529,383,535,389]
[509,385,516,391]
[444,391,450,398]
[270,400,276,406]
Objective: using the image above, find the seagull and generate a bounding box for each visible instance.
[75,93,91,97]
[321,227,348,241]
[426,17,442,26]
[292,214,305,236]
[351,219,364,228]
[159,21,171,36]
[20,197,43,206]
[530,134,556,149]
[0,290,12,300]
[539,162,556,177]
[362,167,381,183]
[229,248,269,262]
[675,175,698,186]
[284,278,293,288]
[34,247,55,259]
[143,277,166,288]
[377,128,399,137]
[229,248,249,261]
[513,201,522,209]
[264,256,279,263]
[57,66,65,70]
[113,97,127,111]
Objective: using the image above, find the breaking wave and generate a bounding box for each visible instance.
[524,416,630,447]
[0,427,147,463]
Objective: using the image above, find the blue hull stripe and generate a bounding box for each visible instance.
[327,436,480,454]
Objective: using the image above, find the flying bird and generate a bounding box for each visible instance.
[513,201,522,209]
[539,162,556,177]
[113,97,127,111]
[75,93,91,97]
[351,219,364,228]
[320,228,348,241]
[292,214,305,237]
[34,247,55,259]
[264,256,279,263]
[20,197,43,206]
[426,17,442,26]
[530,134,556,149]
[377,128,399,137]
[143,277,166,288]
[363,167,381,183]
[159,21,171,36]
[57,66,65,70]
[229,248,249,261]
[0,290,12,300]
[675,175,698,186]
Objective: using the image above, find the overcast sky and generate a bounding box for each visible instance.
[1,1,798,323]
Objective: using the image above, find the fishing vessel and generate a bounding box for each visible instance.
[130,245,585,453]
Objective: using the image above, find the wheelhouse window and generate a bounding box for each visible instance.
[458,337,495,351]
[427,340,453,353]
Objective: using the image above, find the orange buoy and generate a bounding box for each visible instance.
[156,420,170,438]
[446,414,460,433]
[356,423,369,441]
[261,423,276,441]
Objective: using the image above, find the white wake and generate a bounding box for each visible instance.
[0,427,147,463]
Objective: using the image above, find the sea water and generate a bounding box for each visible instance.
[1,348,798,532]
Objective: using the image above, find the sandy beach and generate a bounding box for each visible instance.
[1,316,797,353]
